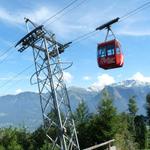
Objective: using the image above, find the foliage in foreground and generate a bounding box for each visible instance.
[0,90,149,150]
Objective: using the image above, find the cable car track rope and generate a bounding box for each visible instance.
[0,45,14,58]
[0,0,87,64]
[42,0,80,25]
[45,0,88,26]
[0,63,34,90]
[69,0,150,44]
[0,47,17,65]
[1,0,150,91]
[0,44,16,65]
[0,0,89,92]
[119,1,150,21]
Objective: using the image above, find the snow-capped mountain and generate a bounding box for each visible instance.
[104,80,150,114]
[112,79,150,88]
[0,80,149,130]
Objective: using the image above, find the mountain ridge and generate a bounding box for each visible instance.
[0,79,149,130]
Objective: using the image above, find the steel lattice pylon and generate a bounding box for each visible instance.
[16,19,80,150]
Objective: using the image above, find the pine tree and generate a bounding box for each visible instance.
[40,140,59,150]
[0,127,23,150]
[128,96,138,116]
[74,99,90,125]
[89,90,118,146]
[7,140,23,150]
[134,115,146,149]
[128,96,138,137]
[146,93,150,124]
[74,99,91,149]
[145,93,150,149]
[115,113,138,150]
[0,145,5,150]
[97,90,118,140]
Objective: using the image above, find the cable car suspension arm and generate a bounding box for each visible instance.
[104,26,116,41]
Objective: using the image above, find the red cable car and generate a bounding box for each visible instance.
[96,18,124,70]
[97,39,124,69]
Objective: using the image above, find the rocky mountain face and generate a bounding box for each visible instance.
[105,80,150,114]
[0,80,149,130]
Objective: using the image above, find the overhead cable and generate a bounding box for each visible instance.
[42,0,79,25]
[45,0,88,26]
[69,1,150,44]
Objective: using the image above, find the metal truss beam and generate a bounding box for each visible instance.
[16,18,80,150]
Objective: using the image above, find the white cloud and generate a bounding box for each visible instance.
[0,75,29,81]
[116,14,150,36]
[0,6,56,25]
[83,76,91,81]
[63,72,73,83]
[130,72,150,82]
[0,1,149,40]
[90,74,115,91]
[29,7,53,23]
[0,6,90,39]
[0,8,18,23]
[0,113,7,117]
[118,28,150,36]
[15,89,23,94]
[117,74,122,78]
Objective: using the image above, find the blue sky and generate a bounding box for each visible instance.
[0,0,150,95]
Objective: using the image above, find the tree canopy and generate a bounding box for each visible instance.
[0,91,148,150]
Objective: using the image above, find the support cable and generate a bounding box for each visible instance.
[69,1,150,44]
[71,30,97,44]
[119,1,150,21]
[0,47,16,65]
[1,1,150,90]
[0,45,14,58]
[42,0,80,25]
[45,0,88,26]
[0,0,84,66]
[0,40,17,65]
[0,63,33,89]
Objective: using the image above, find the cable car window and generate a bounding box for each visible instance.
[116,47,121,54]
[100,48,106,57]
[107,45,115,56]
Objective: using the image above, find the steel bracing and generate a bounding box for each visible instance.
[16,18,80,150]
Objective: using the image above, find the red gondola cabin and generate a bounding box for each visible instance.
[97,39,124,69]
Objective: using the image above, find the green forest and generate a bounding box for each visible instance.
[0,90,150,150]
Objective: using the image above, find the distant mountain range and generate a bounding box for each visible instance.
[0,79,149,130]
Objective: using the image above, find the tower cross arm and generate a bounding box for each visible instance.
[15,25,45,52]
